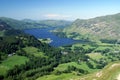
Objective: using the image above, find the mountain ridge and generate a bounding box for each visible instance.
[63,13,120,39]
[0,17,71,30]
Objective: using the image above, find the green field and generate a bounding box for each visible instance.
[36,62,99,80]
[87,53,105,60]
[0,31,4,36]
[38,38,52,44]
[23,47,46,57]
[71,43,95,51]
[54,62,98,73]
[37,61,120,80]
[36,73,80,80]
[0,55,29,76]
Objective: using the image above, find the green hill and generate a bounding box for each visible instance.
[0,28,63,80]
[63,13,120,40]
[0,20,12,31]
[75,62,120,80]
[1,14,120,80]
[0,17,71,30]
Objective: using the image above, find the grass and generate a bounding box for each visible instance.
[94,46,110,51]
[0,30,4,36]
[0,55,29,76]
[37,62,99,80]
[74,61,120,80]
[23,47,46,57]
[38,38,52,44]
[70,43,96,52]
[37,42,120,80]
[72,43,94,49]
[36,73,81,80]
[54,62,99,73]
[97,42,114,46]
[37,61,120,80]
[86,53,105,60]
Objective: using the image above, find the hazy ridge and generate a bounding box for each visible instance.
[64,13,120,39]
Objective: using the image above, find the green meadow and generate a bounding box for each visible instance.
[0,55,29,76]
[23,47,46,57]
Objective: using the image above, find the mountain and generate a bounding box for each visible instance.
[22,19,72,29]
[0,17,71,30]
[63,13,120,40]
[1,15,120,80]
[0,20,12,31]
[0,17,50,29]
[36,20,72,28]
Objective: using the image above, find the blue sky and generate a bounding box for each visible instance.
[0,0,120,20]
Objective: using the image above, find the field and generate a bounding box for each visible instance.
[36,62,99,80]
[86,53,105,60]
[36,42,120,80]
[36,73,80,80]
[54,62,99,73]
[0,31,4,36]
[38,38,52,44]
[23,47,46,57]
[0,55,29,76]
[71,43,95,51]
[36,61,120,80]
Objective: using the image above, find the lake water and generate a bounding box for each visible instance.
[24,28,82,47]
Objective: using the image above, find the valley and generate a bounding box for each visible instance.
[1,0,120,80]
[0,13,120,80]
[24,28,88,47]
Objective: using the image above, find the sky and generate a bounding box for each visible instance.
[0,0,120,20]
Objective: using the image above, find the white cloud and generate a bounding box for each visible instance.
[43,14,72,20]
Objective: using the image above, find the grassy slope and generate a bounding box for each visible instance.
[37,61,120,80]
[36,62,99,80]
[36,73,80,80]
[86,53,105,60]
[23,47,46,57]
[0,55,29,76]
[75,61,120,80]
[54,62,98,73]
[64,13,120,39]
[0,31,5,36]
[37,42,120,80]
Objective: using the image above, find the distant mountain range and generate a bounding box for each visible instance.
[0,20,12,31]
[1,13,120,40]
[63,13,120,39]
[0,17,71,30]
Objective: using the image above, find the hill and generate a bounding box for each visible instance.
[1,16,120,80]
[0,17,71,30]
[0,28,63,80]
[23,19,71,28]
[0,20,12,31]
[63,13,120,40]
[75,62,120,80]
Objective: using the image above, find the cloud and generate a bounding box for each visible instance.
[43,14,72,20]
[44,14,60,18]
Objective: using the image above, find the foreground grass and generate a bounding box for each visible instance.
[36,73,80,80]
[36,62,99,80]
[36,61,120,80]
[75,61,120,80]
[0,55,29,76]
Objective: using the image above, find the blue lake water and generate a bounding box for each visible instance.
[24,28,82,47]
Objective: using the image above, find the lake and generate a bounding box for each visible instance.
[24,28,83,47]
